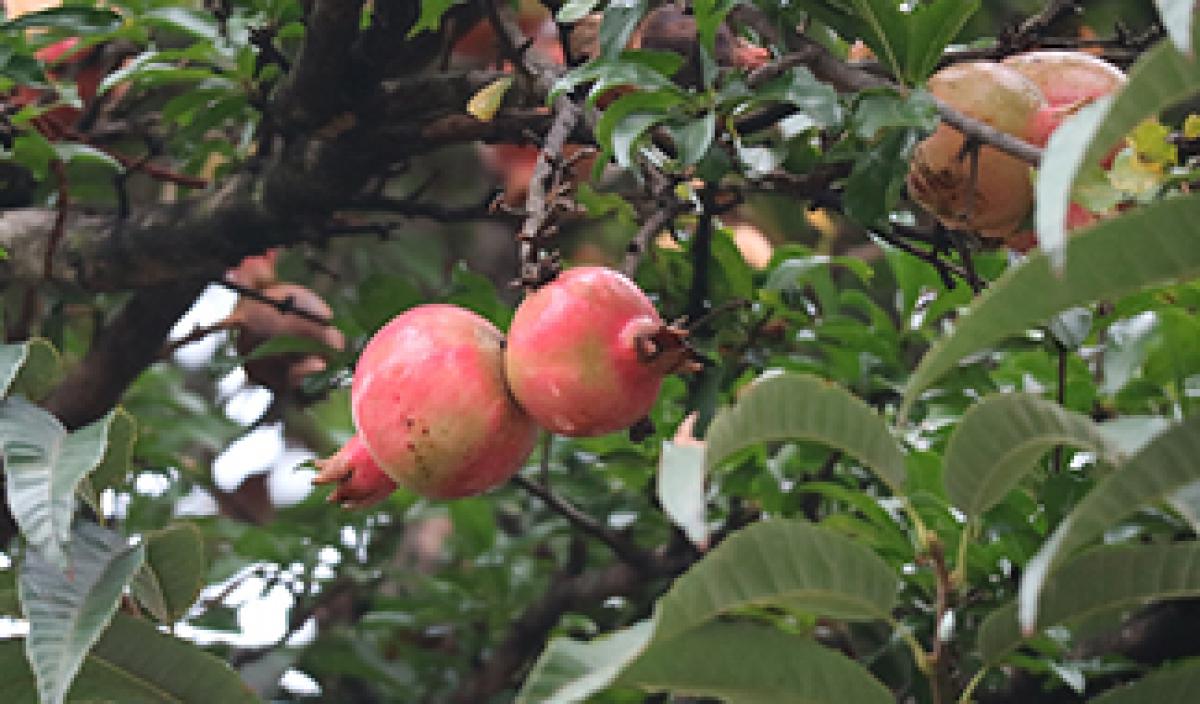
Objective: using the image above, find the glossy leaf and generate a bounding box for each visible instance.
[944,394,1120,519]
[19,522,145,704]
[0,614,259,703]
[516,620,655,704]
[1020,415,1200,632]
[1090,658,1200,704]
[1036,32,1200,264]
[0,399,118,570]
[658,441,708,549]
[902,194,1200,419]
[979,543,1200,662]
[706,373,906,493]
[131,523,206,624]
[0,339,61,401]
[655,520,898,641]
[620,621,892,704]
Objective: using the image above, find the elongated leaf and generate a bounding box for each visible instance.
[0,344,28,397]
[19,522,146,704]
[944,394,1120,519]
[0,614,259,703]
[1090,657,1200,704]
[706,373,906,493]
[0,340,60,401]
[656,520,897,641]
[902,194,1200,419]
[1155,0,1197,53]
[658,441,708,549]
[1036,32,1200,264]
[620,621,892,704]
[132,523,206,624]
[980,543,1200,662]
[1019,415,1200,632]
[516,620,655,704]
[519,520,896,702]
[0,400,117,570]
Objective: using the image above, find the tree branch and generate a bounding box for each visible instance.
[511,474,649,568]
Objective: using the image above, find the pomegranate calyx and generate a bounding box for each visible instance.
[634,323,702,375]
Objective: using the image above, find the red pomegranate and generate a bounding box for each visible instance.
[348,305,538,498]
[907,62,1045,238]
[312,434,397,508]
[504,267,691,437]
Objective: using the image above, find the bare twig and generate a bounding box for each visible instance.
[511,473,648,568]
[218,278,335,327]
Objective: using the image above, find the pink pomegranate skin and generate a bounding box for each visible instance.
[504,267,667,437]
[312,434,397,508]
[351,305,538,499]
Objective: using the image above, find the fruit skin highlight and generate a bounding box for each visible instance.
[312,434,397,508]
[504,267,685,437]
[906,61,1046,239]
[350,305,538,499]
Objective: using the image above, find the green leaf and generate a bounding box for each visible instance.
[19,521,146,704]
[141,6,220,41]
[0,338,60,400]
[841,0,979,84]
[594,90,682,158]
[943,394,1120,519]
[1036,33,1200,265]
[658,441,708,549]
[554,53,683,106]
[9,339,62,402]
[87,407,136,494]
[843,128,915,226]
[852,88,938,140]
[519,521,895,703]
[0,614,260,703]
[902,194,1200,419]
[516,620,655,704]
[131,523,206,624]
[409,0,466,36]
[754,67,843,128]
[0,400,121,570]
[598,0,647,59]
[706,373,907,494]
[3,7,122,33]
[979,543,1200,663]
[557,0,601,23]
[52,143,122,174]
[1019,414,1200,632]
[1089,657,1200,704]
[656,520,897,640]
[765,255,873,293]
[620,621,892,704]
[669,111,716,166]
[1154,0,1196,54]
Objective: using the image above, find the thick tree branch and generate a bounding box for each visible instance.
[43,281,205,429]
[272,0,367,128]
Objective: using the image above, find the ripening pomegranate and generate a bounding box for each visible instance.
[230,283,345,395]
[907,62,1045,238]
[1003,51,1126,159]
[504,267,693,437]
[348,305,538,498]
[312,434,397,508]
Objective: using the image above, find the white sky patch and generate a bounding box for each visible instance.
[270,448,318,507]
[169,284,238,368]
[281,668,322,697]
[213,423,285,492]
[224,386,274,426]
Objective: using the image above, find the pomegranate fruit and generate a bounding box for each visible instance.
[907,61,1045,238]
[349,305,538,498]
[504,267,692,437]
[312,434,397,508]
[230,283,345,395]
[1004,51,1125,162]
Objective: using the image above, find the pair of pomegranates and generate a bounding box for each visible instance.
[906,51,1126,249]
[314,266,684,507]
